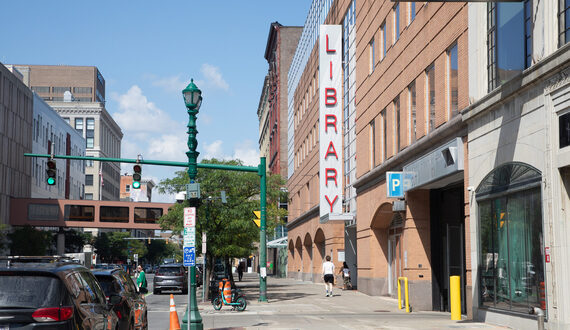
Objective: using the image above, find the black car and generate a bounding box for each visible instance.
[0,256,119,329]
[153,264,187,294]
[92,268,148,330]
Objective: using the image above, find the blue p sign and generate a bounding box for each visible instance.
[387,172,403,198]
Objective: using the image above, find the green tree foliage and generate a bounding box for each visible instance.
[9,225,53,255]
[93,232,147,263]
[157,158,287,260]
[61,229,91,253]
[144,239,179,265]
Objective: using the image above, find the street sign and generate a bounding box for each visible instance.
[184,227,196,247]
[252,210,261,227]
[184,207,196,227]
[387,172,404,198]
[183,246,195,267]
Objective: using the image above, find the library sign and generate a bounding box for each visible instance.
[319,25,343,221]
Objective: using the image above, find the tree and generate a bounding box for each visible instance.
[9,226,53,255]
[93,232,147,263]
[144,239,180,265]
[157,158,287,286]
[61,229,91,253]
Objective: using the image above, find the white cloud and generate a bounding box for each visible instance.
[151,75,189,94]
[112,85,182,133]
[147,134,187,162]
[203,140,224,160]
[201,139,259,166]
[201,64,229,91]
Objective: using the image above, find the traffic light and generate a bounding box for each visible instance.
[132,164,142,189]
[46,160,57,185]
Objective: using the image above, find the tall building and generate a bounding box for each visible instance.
[258,75,271,172]
[284,0,570,328]
[31,93,86,199]
[0,63,33,227]
[11,65,123,202]
[464,1,570,328]
[264,22,302,179]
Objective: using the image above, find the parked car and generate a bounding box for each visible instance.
[92,267,148,330]
[195,264,203,287]
[0,256,119,329]
[153,263,187,294]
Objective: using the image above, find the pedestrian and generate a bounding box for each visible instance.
[136,265,147,294]
[322,255,335,297]
[339,262,351,290]
[237,263,244,282]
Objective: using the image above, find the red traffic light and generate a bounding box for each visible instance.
[133,164,141,173]
[133,164,142,188]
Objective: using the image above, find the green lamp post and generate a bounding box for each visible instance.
[181,79,203,330]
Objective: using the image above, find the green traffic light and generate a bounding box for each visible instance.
[132,181,141,189]
[47,177,56,185]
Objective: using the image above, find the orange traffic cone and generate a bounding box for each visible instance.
[169,294,181,330]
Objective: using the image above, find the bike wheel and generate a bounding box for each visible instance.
[212,297,222,310]
[236,297,247,312]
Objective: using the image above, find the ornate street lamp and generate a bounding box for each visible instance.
[181,79,203,330]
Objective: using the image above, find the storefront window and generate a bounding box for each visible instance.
[477,162,545,314]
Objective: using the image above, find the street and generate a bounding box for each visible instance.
[142,273,514,330]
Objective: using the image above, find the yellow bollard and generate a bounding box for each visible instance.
[397,277,410,313]
[450,275,461,321]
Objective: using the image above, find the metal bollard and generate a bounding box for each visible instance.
[450,276,461,321]
[529,307,545,330]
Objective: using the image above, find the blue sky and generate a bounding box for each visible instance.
[1,1,308,202]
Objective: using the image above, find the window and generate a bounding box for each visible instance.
[409,82,417,143]
[487,1,532,91]
[86,137,94,149]
[410,2,416,24]
[53,87,70,94]
[126,184,130,192]
[85,174,93,186]
[86,157,94,167]
[31,86,50,93]
[426,64,435,132]
[559,112,570,148]
[64,205,94,221]
[73,87,92,94]
[369,119,376,169]
[62,117,70,125]
[85,193,93,200]
[477,163,544,314]
[394,96,401,152]
[447,43,459,118]
[559,0,570,46]
[86,118,95,130]
[75,118,83,132]
[369,38,375,74]
[134,208,163,224]
[381,22,387,59]
[381,109,387,161]
[100,206,129,223]
[394,4,400,42]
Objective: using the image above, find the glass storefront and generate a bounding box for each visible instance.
[477,162,545,314]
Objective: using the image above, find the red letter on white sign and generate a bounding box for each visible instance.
[326,35,336,53]
[325,114,337,133]
[325,168,338,186]
[325,195,338,212]
[325,142,338,160]
[325,88,337,106]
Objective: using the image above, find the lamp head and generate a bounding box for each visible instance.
[182,79,202,110]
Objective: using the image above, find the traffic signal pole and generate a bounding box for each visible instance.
[24,154,270,303]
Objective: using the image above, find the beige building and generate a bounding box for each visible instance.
[11,65,122,202]
[0,63,33,227]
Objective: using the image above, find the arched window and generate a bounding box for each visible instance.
[476,162,544,314]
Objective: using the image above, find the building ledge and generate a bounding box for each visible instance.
[286,205,319,230]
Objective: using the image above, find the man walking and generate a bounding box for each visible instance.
[322,255,335,297]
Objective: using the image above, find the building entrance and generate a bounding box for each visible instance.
[430,185,465,314]
[388,213,404,296]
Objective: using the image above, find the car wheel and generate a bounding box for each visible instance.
[212,297,222,310]
[182,288,188,295]
[236,297,247,311]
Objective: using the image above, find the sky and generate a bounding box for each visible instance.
[0,1,309,202]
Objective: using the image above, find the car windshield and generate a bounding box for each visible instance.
[158,266,181,275]
[0,274,63,308]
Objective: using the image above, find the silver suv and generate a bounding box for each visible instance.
[153,264,187,294]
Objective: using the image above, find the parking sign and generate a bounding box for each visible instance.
[387,172,404,198]
[183,246,195,267]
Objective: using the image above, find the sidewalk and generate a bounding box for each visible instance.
[195,273,513,330]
